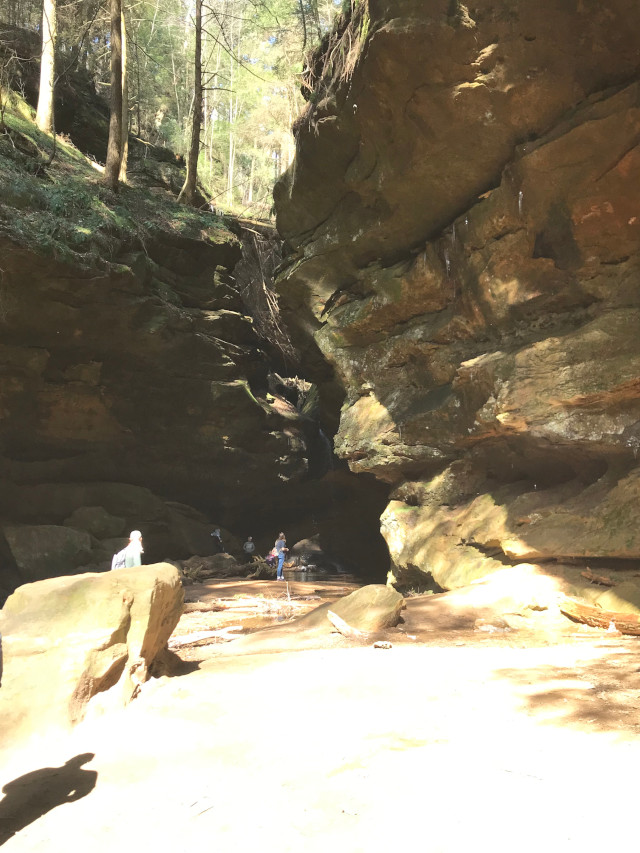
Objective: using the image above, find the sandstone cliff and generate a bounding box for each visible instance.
[275,0,640,590]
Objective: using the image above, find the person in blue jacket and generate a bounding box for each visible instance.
[274,533,288,580]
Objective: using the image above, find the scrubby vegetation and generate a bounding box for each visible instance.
[0,90,235,268]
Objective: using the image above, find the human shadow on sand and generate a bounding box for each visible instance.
[0,753,97,845]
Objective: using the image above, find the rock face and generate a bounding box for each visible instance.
[275,1,640,589]
[0,221,314,594]
[0,231,306,506]
[0,563,184,737]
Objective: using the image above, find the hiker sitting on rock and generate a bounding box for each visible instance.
[111,530,144,570]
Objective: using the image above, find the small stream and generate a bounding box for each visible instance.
[283,568,359,584]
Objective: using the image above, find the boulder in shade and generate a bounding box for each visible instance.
[3,524,94,584]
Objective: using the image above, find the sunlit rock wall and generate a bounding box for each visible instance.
[275,0,640,587]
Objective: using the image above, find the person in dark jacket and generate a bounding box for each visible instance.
[242,536,256,561]
[211,528,225,553]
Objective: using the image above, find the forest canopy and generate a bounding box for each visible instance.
[0,0,343,217]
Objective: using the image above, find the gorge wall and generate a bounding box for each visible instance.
[0,56,391,596]
[274,0,640,590]
[0,211,389,595]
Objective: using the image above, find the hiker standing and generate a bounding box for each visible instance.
[211,528,225,553]
[242,536,256,561]
[274,532,288,580]
[111,530,144,570]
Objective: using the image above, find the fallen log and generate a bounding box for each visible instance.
[183,600,225,614]
[216,597,305,613]
[327,610,368,640]
[168,626,243,648]
[559,598,640,635]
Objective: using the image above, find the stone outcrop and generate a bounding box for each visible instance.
[0,563,184,737]
[275,1,640,593]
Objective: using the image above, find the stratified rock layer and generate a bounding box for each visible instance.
[275,0,640,589]
[0,223,311,593]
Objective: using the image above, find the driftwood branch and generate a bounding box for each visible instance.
[580,569,615,587]
[559,597,640,635]
[327,610,368,640]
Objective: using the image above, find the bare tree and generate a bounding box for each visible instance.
[179,0,202,205]
[0,41,18,132]
[119,6,129,182]
[35,0,57,133]
[103,0,123,191]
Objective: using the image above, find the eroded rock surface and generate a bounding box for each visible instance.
[0,563,184,737]
[275,0,640,592]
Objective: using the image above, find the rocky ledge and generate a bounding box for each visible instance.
[274,0,640,591]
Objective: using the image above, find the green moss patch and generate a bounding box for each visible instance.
[0,93,237,270]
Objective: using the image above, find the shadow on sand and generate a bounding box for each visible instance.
[495,643,640,734]
[0,753,97,845]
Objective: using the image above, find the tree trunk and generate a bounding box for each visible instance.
[119,7,129,182]
[227,131,236,208]
[180,0,202,205]
[103,0,123,191]
[35,0,57,134]
[134,34,141,135]
[248,146,255,204]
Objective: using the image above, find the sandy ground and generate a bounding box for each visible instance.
[2,578,640,852]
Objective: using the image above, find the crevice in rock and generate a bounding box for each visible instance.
[463,540,521,567]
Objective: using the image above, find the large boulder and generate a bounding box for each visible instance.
[3,524,95,584]
[0,563,183,739]
[63,506,126,539]
[320,583,404,632]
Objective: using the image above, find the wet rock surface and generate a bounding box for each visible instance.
[275,0,640,593]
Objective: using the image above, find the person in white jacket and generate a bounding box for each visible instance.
[111,530,144,570]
